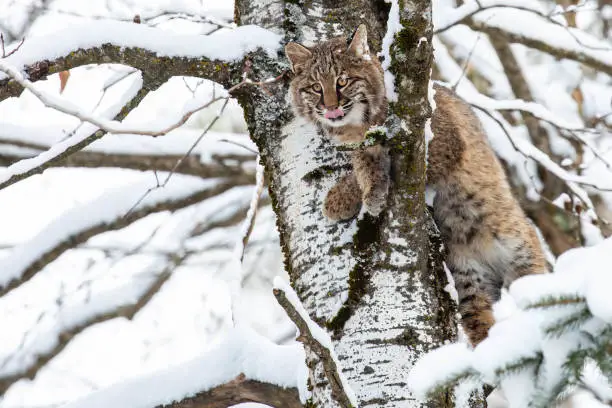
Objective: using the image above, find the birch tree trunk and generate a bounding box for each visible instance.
[234,0,475,406]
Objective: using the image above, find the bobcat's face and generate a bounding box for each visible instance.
[285,25,386,130]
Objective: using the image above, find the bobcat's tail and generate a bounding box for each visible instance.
[458,289,495,346]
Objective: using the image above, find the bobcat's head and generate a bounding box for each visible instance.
[285,25,387,130]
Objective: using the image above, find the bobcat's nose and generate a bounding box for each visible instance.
[324,107,344,119]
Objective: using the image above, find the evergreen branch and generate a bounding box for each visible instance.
[544,307,593,337]
[494,354,543,379]
[526,295,586,309]
[424,371,482,401]
[532,376,572,408]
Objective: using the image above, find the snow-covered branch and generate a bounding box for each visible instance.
[0,60,230,137]
[467,17,612,76]
[0,60,283,193]
[273,278,357,408]
[409,237,612,407]
[0,176,248,298]
[0,144,256,178]
[0,19,281,93]
[0,260,175,396]
[58,327,305,408]
[0,185,266,396]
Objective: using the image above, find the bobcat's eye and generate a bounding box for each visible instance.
[312,83,322,92]
[337,77,348,87]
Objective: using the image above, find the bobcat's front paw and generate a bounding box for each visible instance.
[352,145,390,217]
[362,176,389,217]
[323,173,362,221]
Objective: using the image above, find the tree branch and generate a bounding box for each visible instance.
[467,21,612,76]
[0,264,174,396]
[0,147,256,177]
[0,44,231,101]
[0,84,149,191]
[0,19,282,100]
[0,177,251,298]
[156,374,302,408]
[274,281,356,408]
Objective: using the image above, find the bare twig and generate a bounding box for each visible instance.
[234,156,266,263]
[452,33,483,91]
[0,36,24,58]
[123,97,232,216]
[123,67,287,216]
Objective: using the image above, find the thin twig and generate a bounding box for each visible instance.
[122,67,286,217]
[452,33,483,91]
[0,34,24,58]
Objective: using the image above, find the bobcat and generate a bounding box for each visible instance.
[285,25,548,346]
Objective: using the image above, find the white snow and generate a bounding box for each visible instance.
[379,0,401,102]
[410,237,612,406]
[407,342,474,400]
[228,157,265,325]
[425,78,437,160]
[59,326,305,408]
[0,175,222,291]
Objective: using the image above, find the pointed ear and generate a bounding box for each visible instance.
[347,24,370,59]
[285,42,312,74]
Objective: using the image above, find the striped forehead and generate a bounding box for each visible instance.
[309,42,345,79]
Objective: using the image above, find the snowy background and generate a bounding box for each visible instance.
[0,0,611,407]
[0,1,292,407]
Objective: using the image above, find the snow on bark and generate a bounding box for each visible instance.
[274,277,358,407]
[380,0,401,102]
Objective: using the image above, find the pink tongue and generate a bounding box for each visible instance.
[324,108,344,119]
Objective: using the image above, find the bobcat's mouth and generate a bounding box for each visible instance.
[319,103,361,127]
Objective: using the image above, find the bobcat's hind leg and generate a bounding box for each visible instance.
[352,145,390,217]
[323,172,362,221]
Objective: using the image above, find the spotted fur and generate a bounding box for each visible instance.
[286,27,548,346]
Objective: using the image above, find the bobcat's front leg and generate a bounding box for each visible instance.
[352,145,390,217]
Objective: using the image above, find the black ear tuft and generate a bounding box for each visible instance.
[346,26,359,47]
